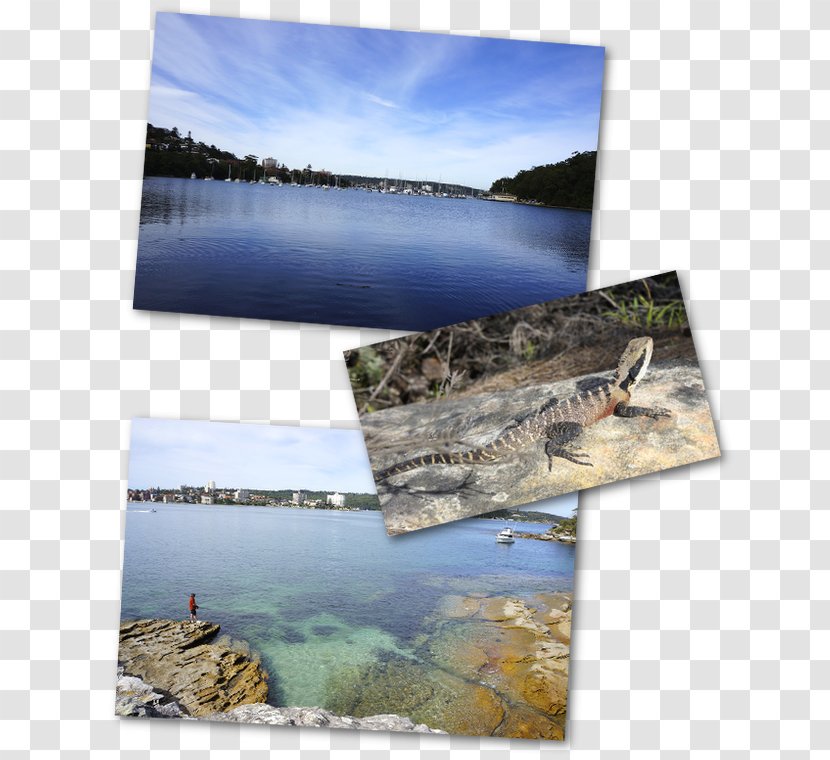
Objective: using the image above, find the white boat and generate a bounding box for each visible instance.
[190,172,197,179]
[495,526,515,544]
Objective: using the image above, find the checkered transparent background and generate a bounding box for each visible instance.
[1,0,828,756]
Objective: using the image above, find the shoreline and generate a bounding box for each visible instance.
[127,500,378,513]
[116,589,572,739]
[116,619,444,733]
[514,530,576,545]
[140,176,592,211]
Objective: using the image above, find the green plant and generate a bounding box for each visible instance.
[599,283,686,329]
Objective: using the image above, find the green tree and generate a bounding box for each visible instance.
[489,151,597,210]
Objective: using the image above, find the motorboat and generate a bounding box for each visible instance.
[495,526,515,543]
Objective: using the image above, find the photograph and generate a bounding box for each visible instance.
[132,13,604,330]
[345,271,721,534]
[117,419,578,739]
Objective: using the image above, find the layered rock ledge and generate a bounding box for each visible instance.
[361,359,720,533]
[118,619,269,717]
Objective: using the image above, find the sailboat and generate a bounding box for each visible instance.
[225,164,232,182]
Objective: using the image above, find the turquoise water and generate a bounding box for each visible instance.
[120,503,574,709]
[133,178,591,331]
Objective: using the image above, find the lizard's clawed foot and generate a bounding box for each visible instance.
[547,448,593,470]
[647,407,671,419]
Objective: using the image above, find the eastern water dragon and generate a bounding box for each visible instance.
[375,337,671,481]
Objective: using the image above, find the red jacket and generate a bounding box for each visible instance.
[189,596,197,611]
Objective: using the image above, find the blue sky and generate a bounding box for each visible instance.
[129,418,378,493]
[128,418,576,517]
[149,14,605,189]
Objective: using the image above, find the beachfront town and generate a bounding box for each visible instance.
[127,482,375,511]
[143,124,512,201]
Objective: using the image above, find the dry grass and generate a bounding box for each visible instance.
[346,273,694,413]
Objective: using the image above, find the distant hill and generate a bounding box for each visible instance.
[474,509,565,525]
[489,151,597,210]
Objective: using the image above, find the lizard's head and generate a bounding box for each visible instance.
[615,337,654,392]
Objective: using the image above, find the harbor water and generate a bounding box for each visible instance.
[133,178,592,330]
[120,503,574,717]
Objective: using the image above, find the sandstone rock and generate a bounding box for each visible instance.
[496,704,565,741]
[118,619,269,717]
[324,655,505,737]
[439,594,482,619]
[421,593,574,739]
[361,359,719,533]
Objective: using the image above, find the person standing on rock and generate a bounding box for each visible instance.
[188,593,199,622]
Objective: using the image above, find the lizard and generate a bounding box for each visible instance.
[375,336,671,481]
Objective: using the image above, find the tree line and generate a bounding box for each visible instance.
[489,151,597,210]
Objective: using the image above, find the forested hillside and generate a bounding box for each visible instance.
[489,151,597,210]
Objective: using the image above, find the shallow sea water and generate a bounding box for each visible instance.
[120,503,574,716]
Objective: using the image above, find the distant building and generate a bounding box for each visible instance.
[235,489,250,503]
[205,480,216,492]
[262,157,277,169]
[326,492,345,507]
[201,495,214,505]
[292,491,305,505]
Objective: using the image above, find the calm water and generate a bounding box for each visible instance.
[120,503,574,710]
[133,178,591,330]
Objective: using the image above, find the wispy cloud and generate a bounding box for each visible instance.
[148,14,604,189]
[365,93,400,109]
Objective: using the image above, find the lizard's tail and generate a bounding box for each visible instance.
[375,449,497,481]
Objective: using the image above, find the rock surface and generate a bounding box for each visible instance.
[361,359,720,533]
[117,620,446,733]
[115,667,185,718]
[118,619,269,717]
[514,530,576,543]
[425,593,573,740]
[206,704,445,732]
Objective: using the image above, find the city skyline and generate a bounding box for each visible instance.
[128,419,577,518]
[148,14,605,190]
[128,419,377,494]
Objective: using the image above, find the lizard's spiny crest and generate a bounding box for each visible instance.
[615,337,654,391]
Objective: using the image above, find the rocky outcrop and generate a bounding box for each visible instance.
[115,667,186,718]
[362,360,720,533]
[206,703,445,733]
[117,619,269,717]
[117,620,446,733]
[426,593,573,740]
[514,530,576,543]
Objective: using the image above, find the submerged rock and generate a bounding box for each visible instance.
[116,620,446,733]
[325,656,505,737]
[426,593,574,739]
[361,360,719,533]
[117,619,269,717]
